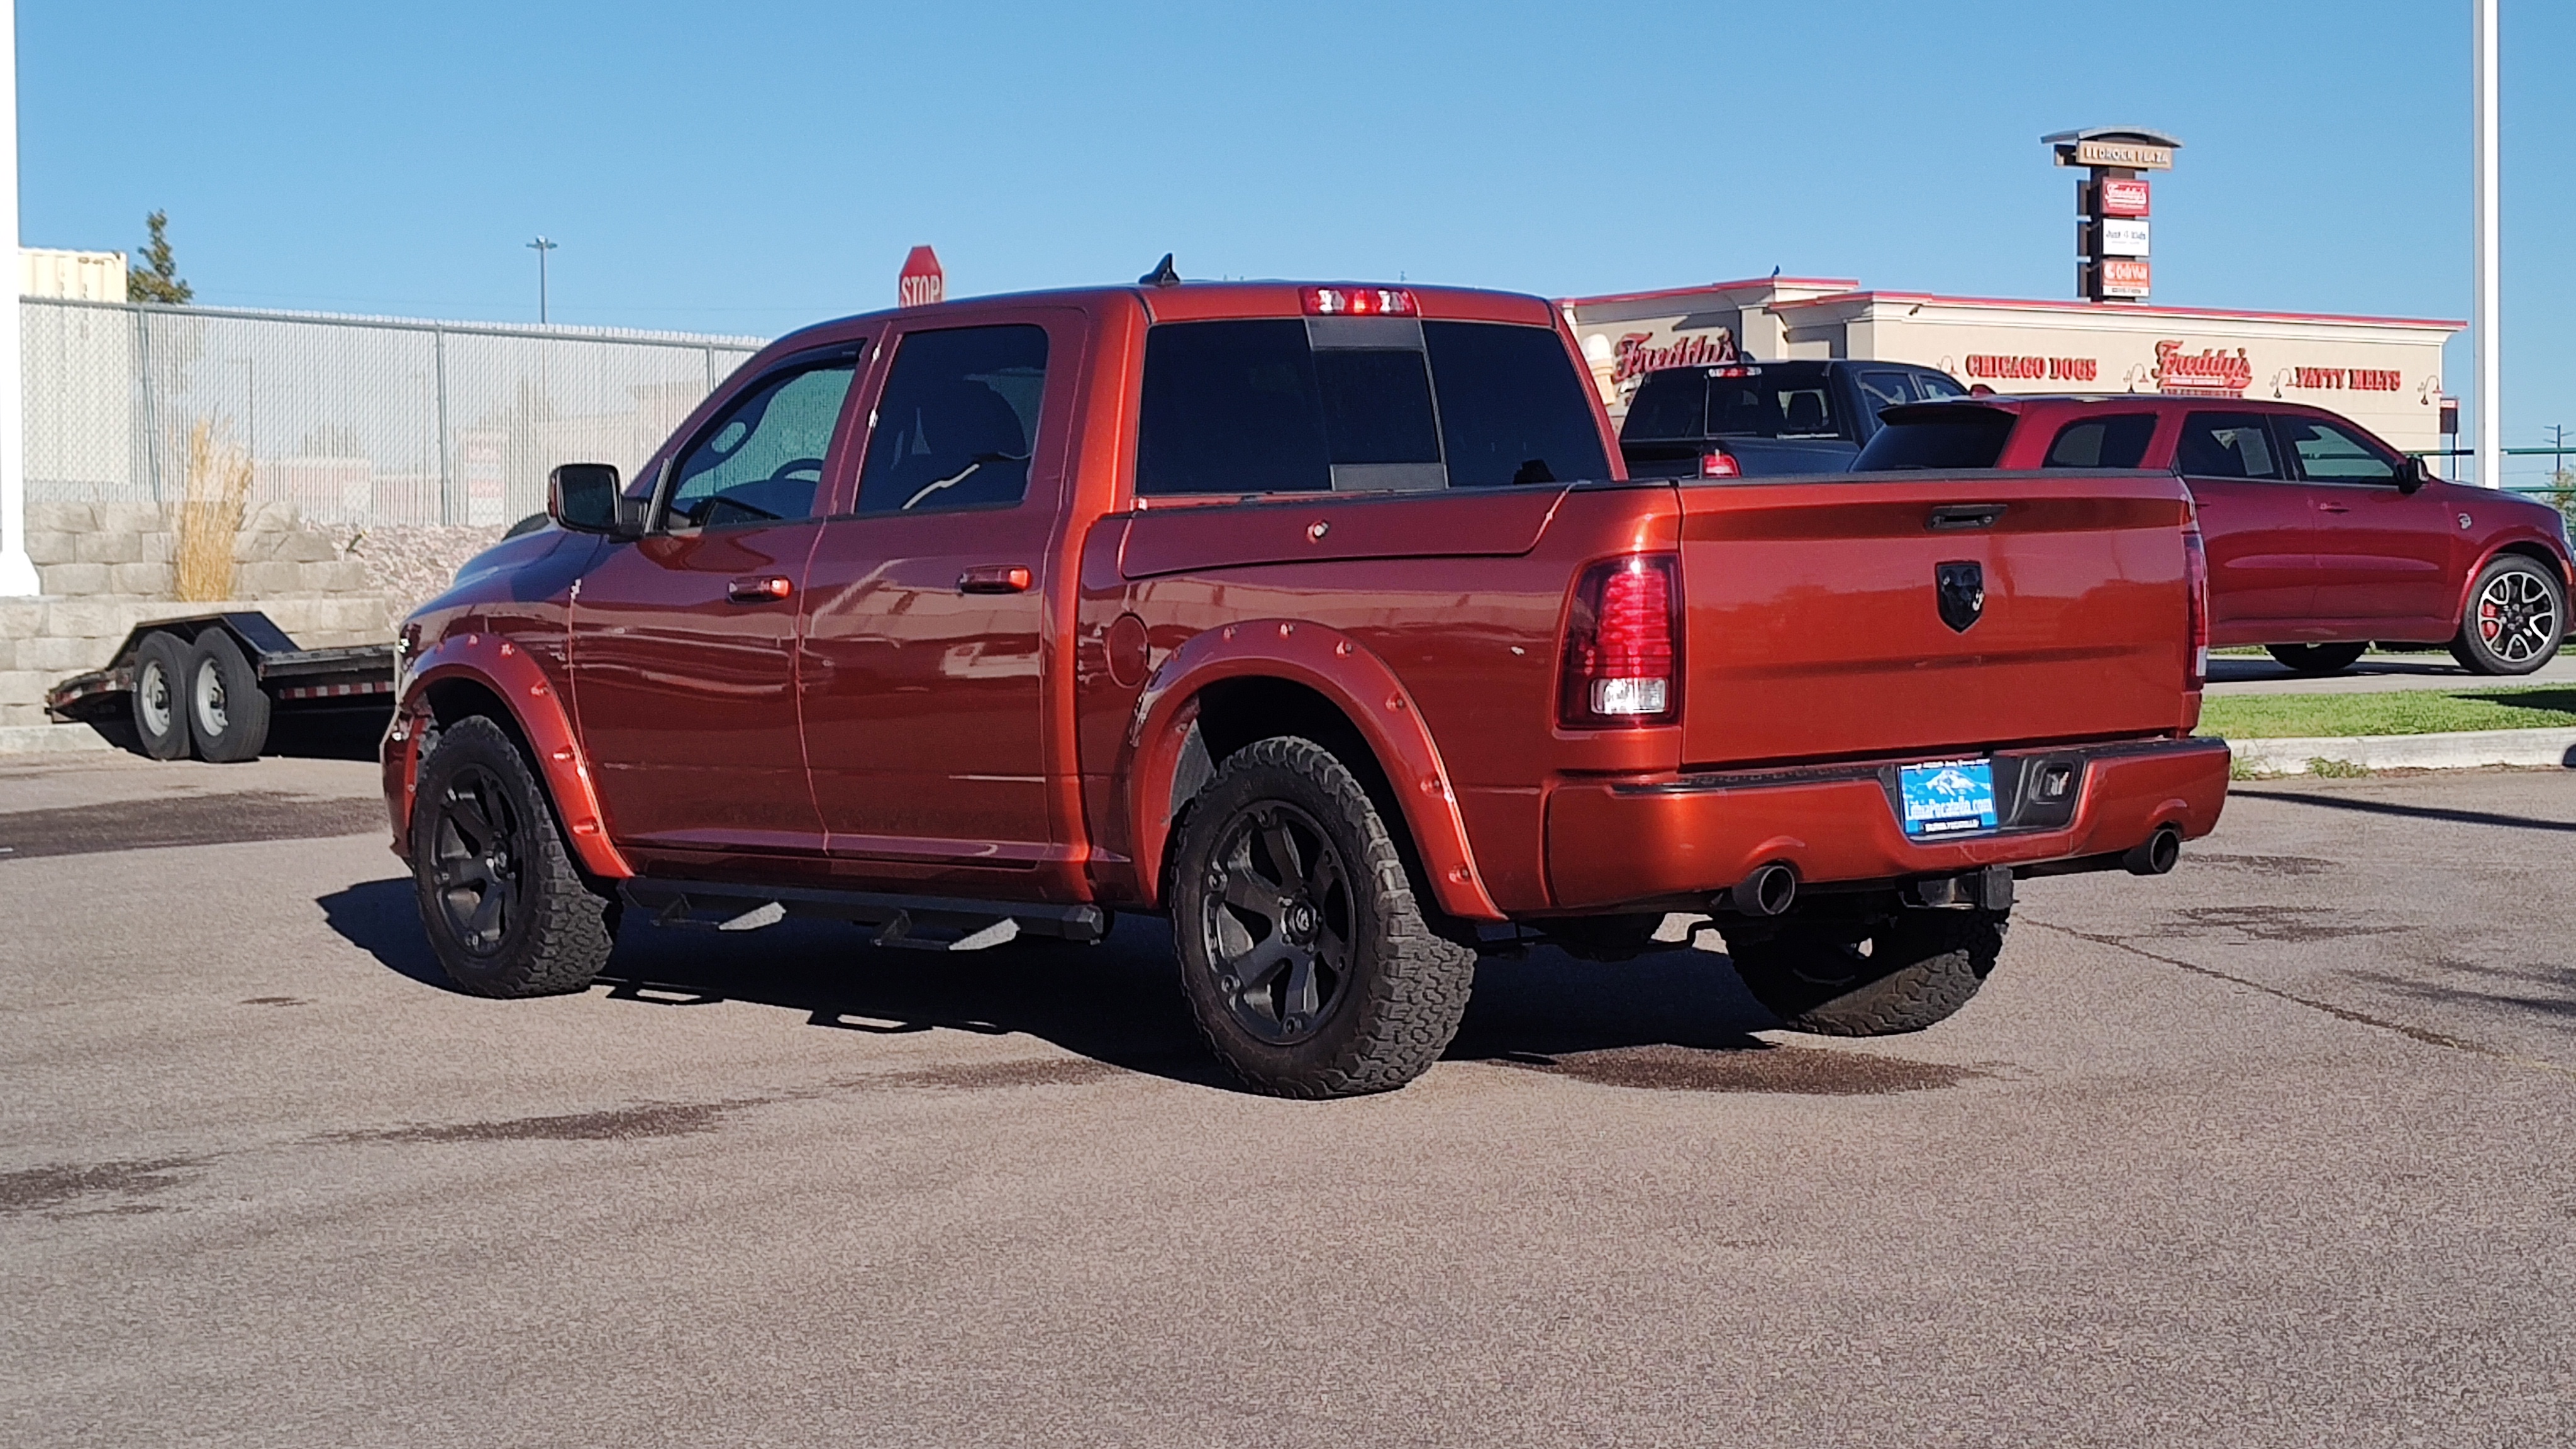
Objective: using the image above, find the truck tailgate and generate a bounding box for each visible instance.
[1678,471,2194,766]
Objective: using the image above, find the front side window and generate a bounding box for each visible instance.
[855,325,1050,514]
[665,357,858,528]
[2277,415,2400,482]
[2045,414,2159,469]
[2177,413,2283,480]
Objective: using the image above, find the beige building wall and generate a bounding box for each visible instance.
[20,248,128,303]
[1563,279,2461,455]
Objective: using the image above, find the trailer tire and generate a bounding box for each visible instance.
[1723,906,2008,1036]
[130,630,192,760]
[411,714,616,997]
[186,630,271,763]
[1170,735,1477,1098]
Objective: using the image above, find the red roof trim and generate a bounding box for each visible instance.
[1767,289,2463,330]
[1558,277,1862,308]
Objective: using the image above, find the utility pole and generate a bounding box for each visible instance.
[526,235,557,325]
[0,0,35,597]
[2473,0,2501,490]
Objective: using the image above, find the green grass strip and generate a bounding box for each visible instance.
[2198,685,2576,739]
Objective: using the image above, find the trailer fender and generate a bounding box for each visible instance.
[1124,619,1502,921]
[387,631,631,880]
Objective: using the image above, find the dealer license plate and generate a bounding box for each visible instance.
[1899,758,1999,838]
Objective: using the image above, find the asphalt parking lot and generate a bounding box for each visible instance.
[4,752,2573,1446]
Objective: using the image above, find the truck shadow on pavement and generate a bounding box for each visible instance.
[318,878,1791,1092]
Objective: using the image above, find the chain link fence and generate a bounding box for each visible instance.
[21,297,767,527]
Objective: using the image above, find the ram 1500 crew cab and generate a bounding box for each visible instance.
[386,278,2229,1097]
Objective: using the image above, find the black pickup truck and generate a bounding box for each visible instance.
[1618,358,1968,478]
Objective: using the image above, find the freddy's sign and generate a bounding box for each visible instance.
[1613,329,1738,386]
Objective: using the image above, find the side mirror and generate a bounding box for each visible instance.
[548,463,640,537]
[2397,456,2431,495]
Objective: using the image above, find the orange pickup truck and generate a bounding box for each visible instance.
[384,274,2229,1096]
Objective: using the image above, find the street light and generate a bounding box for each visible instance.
[527,235,558,325]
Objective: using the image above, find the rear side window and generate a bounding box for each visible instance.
[1619,370,1707,442]
[1850,409,2016,470]
[666,357,858,529]
[1857,371,1919,413]
[2044,414,2158,469]
[2177,413,2282,480]
[855,325,1050,514]
[1423,321,1608,487]
[1136,319,1328,494]
[1915,372,1968,399]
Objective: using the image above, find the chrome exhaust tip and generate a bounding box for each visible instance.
[1729,862,1799,917]
[2124,826,2182,877]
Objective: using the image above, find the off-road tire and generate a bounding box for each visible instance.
[1170,735,1477,1098]
[130,630,192,760]
[2449,554,2565,676]
[185,630,272,763]
[2266,642,2367,676]
[1723,906,2009,1036]
[411,714,616,997]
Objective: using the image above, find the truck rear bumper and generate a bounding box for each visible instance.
[1543,736,2229,912]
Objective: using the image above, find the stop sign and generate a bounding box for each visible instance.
[898,246,944,308]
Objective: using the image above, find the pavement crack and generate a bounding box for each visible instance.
[2027,918,2576,1081]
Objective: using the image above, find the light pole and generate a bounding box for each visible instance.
[2473,0,2501,490]
[0,0,36,597]
[526,235,557,325]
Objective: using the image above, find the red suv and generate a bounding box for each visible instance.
[1855,396,2572,675]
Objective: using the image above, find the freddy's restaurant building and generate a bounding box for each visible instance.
[1560,276,2461,458]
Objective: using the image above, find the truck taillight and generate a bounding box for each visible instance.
[2183,526,2210,689]
[1699,448,1740,479]
[1560,555,1680,728]
[1301,286,1417,317]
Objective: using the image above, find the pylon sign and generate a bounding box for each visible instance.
[899,246,945,308]
[2045,128,2180,303]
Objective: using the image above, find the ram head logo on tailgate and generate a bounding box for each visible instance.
[1936,561,1985,633]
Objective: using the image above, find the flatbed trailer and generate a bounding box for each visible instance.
[44,611,396,762]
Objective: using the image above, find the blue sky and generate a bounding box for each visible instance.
[22,1,2573,470]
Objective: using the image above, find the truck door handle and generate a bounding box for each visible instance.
[958,565,1034,594]
[728,575,794,602]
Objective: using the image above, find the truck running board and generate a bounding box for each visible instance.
[618,878,1109,951]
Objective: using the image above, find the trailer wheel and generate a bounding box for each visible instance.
[130,630,192,760]
[1723,906,2009,1036]
[186,630,272,763]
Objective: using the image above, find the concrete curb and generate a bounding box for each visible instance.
[0,723,113,757]
[2224,726,2576,775]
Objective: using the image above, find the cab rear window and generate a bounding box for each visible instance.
[1850,408,2016,470]
[1135,318,1605,495]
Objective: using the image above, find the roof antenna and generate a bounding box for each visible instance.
[1140,253,1180,287]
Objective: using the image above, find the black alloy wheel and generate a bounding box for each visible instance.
[1169,735,1477,1097]
[427,762,529,957]
[1201,800,1354,1045]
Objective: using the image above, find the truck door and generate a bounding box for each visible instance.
[797,313,1080,888]
[2276,412,2458,631]
[2177,411,2316,638]
[567,345,865,857]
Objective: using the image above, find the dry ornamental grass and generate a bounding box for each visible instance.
[172,418,254,602]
